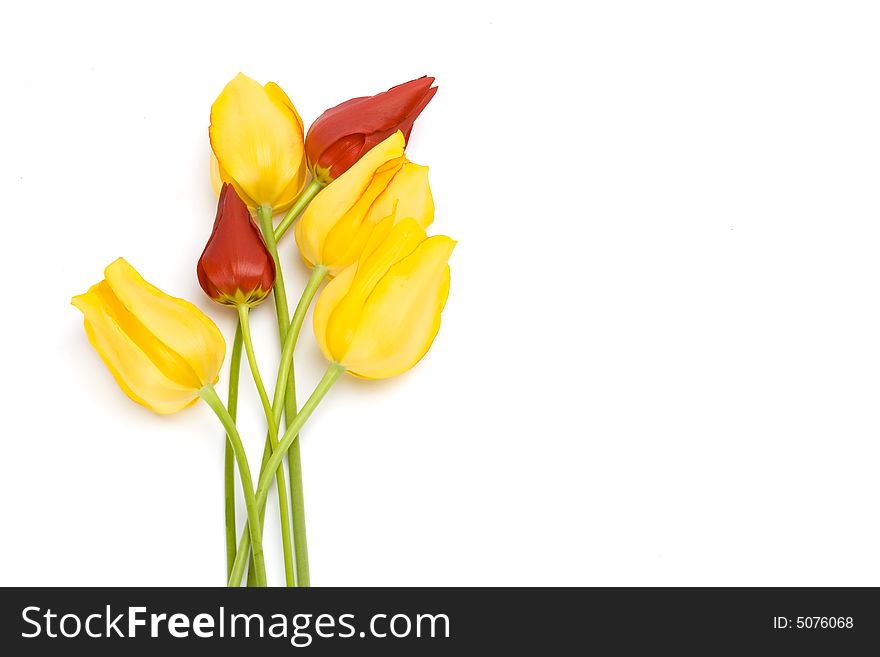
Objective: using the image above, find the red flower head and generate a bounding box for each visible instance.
[197,184,276,307]
[305,76,437,184]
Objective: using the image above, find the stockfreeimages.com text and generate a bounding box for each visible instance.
[22,605,450,647]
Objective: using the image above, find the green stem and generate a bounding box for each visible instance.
[245,431,274,587]
[256,202,296,587]
[258,199,324,587]
[224,323,243,579]
[237,304,296,587]
[266,186,325,394]
[257,204,290,338]
[275,179,324,242]
[199,385,267,587]
[241,308,300,582]
[227,363,344,588]
[289,265,328,354]
[258,183,325,585]
[284,265,328,587]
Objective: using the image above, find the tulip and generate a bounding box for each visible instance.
[280,115,435,590]
[209,73,307,213]
[72,258,226,414]
[295,131,434,276]
[197,183,276,307]
[313,217,455,379]
[305,76,437,184]
[198,183,301,585]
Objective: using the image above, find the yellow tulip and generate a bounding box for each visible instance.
[295,131,434,276]
[209,73,307,213]
[313,217,455,379]
[72,258,226,414]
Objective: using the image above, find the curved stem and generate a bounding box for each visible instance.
[224,322,243,579]
[275,179,324,242]
[290,265,328,354]
[272,321,297,426]
[228,363,344,587]
[199,385,267,587]
[237,304,275,436]
[237,304,296,587]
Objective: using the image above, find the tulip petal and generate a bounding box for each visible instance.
[210,73,306,210]
[198,184,276,307]
[398,83,438,142]
[72,286,202,414]
[360,76,437,134]
[296,131,405,269]
[340,235,455,379]
[103,259,225,387]
[323,218,427,359]
[264,81,304,134]
[209,153,223,197]
[365,161,434,230]
[320,157,406,272]
[313,263,357,364]
[264,81,308,210]
[354,218,429,291]
[305,76,437,180]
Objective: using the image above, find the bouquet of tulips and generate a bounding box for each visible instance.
[71,74,453,587]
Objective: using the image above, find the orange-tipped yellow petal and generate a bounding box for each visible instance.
[295,131,406,272]
[365,162,434,230]
[320,157,407,271]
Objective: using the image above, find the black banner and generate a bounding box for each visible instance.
[1,587,877,653]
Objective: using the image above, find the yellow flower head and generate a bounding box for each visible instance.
[295,131,434,276]
[72,258,226,414]
[209,73,307,213]
[313,218,455,379]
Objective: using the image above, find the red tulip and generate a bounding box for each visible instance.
[197,183,276,307]
[305,76,437,184]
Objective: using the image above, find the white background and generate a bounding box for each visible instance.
[1,0,879,586]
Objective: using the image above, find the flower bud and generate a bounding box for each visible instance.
[72,259,226,414]
[198,183,276,307]
[305,76,437,183]
[313,217,455,379]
